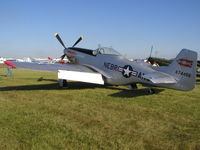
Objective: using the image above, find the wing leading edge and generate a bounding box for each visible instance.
[8,61,96,73]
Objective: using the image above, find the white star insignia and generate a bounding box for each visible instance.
[123,66,132,76]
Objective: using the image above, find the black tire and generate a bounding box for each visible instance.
[148,88,155,94]
[63,80,68,87]
[130,84,138,90]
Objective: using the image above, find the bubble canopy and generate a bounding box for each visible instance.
[95,47,121,56]
[68,47,121,56]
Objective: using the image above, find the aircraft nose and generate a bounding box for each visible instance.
[64,48,69,54]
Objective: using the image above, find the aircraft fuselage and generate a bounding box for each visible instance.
[65,48,154,85]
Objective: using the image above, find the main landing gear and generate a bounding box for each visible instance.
[148,88,155,94]
[58,79,68,87]
[130,84,155,94]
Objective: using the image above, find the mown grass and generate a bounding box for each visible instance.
[0,68,200,150]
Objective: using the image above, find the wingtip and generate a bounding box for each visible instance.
[4,61,16,68]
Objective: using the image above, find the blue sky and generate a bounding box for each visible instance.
[0,0,200,59]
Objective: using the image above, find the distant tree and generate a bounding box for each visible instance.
[148,57,173,66]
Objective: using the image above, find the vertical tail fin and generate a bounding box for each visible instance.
[165,49,197,90]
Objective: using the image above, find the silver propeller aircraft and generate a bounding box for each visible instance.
[5,33,198,93]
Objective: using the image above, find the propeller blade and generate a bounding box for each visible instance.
[60,54,66,60]
[72,36,83,47]
[54,33,66,49]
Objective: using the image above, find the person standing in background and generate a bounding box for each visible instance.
[6,65,13,76]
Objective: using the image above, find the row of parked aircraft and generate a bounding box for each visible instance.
[3,33,198,93]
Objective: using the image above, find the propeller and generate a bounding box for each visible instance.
[60,54,66,60]
[54,33,67,60]
[54,33,83,60]
[54,33,66,49]
[72,36,83,47]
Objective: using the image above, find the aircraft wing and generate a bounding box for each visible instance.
[5,61,108,85]
[143,71,177,84]
[8,61,94,73]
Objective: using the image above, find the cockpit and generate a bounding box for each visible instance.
[68,47,121,56]
[93,47,121,56]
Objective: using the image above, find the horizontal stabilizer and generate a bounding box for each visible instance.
[143,72,177,84]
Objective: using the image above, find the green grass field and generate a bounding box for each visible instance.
[0,68,200,150]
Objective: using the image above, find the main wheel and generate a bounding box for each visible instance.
[63,79,68,87]
[130,84,138,90]
[58,79,68,87]
[148,88,155,94]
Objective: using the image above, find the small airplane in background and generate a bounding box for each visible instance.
[4,33,198,93]
[47,57,69,64]
[15,56,69,64]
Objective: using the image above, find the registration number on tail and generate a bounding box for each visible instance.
[175,70,191,78]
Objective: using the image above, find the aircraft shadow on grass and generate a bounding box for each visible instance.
[0,78,164,98]
[108,88,164,98]
[196,79,200,85]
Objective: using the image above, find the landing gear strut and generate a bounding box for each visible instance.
[148,88,155,94]
[58,79,68,87]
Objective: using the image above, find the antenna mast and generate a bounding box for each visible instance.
[149,45,153,58]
